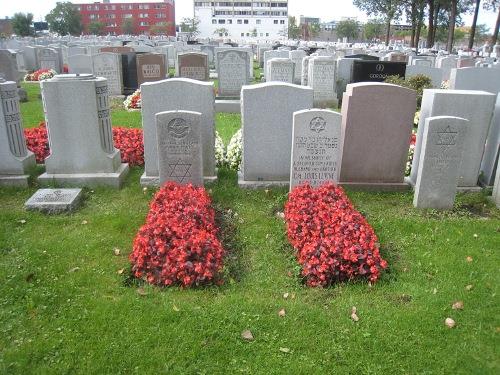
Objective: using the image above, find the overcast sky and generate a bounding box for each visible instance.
[1,0,498,32]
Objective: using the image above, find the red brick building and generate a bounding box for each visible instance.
[76,0,175,36]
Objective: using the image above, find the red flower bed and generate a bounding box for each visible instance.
[24,122,49,163]
[285,183,387,287]
[130,182,225,287]
[112,127,144,166]
[24,123,145,167]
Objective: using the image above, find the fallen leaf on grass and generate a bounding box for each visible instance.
[275,212,285,220]
[452,301,464,310]
[351,307,359,322]
[278,309,286,317]
[81,220,88,225]
[117,268,125,275]
[466,256,473,262]
[241,330,254,341]
[18,219,27,224]
[279,347,291,353]
[68,267,80,273]
[113,248,121,256]
[136,287,148,296]
[173,305,180,312]
[283,292,289,299]
[465,284,473,291]
[473,234,478,238]
[445,318,456,328]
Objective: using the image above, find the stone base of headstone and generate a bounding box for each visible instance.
[0,174,30,188]
[237,171,289,189]
[25,188,83,213]
[314,98,339,109]
[140,172,218,187]
[405,176,482,192]
[215,99,240,113]
[38,163,129,189]
[340,181,411,192]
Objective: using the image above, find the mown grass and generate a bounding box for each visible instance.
[1,80,498,374]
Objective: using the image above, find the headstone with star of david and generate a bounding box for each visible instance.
[290,109,343,191]
[156,110,203,186]
[413,116,467,209]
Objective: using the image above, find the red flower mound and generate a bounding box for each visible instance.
[285,183,387,287]
[24,122,49,163]
[112,127,144,166]
[130,182,225,287]
[24,123,145,167]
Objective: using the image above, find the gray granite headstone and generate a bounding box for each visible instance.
[301,56,311,86]
[177,52,209,81]
[449,67,500,94]
[307,57,338,108]
[289,50,306,84]
[413,116,467,209]
[0,50,20,84]
[39,48,61,73]
[156,110,203,186]
[217,50,250,97]
[492,159,500,208]
[480,95,500,186]
[25,188,83,213]
[267,58,294,83]
[68,54,94,74]
[290,109,343,191]
[92,53,123,96]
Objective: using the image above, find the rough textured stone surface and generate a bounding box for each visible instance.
[0,50,20,83]
[290,109,342,190]
[289,50,306,84]
[413,116,467,209]
[240,82,313,187]
[216,50,249,97]
[409,89,496,188]
[307,57,338,108]
[141,78,215,186]
[92,53,123,96]
[340,83,416,189]
[263,50,289,77]
[266,58,294,83]
[178,52,209,81]
[38,74,128,188]
[38,48,61,73]
[25,188,83,213]
[156,110,203,186]
[136,53,166,85]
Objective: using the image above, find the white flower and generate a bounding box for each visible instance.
[123,89,141,111]
[440,80,450,90]
[215,130,226,168]
[226,129,242,171]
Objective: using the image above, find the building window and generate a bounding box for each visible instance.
[218,19,226,24]
[266,33,269,37]
[139,13,149,18]
[87,5,92,10]
[139,21,149,26]
[256,20,261,24]
[156,13,166,18]
[123,14,133,18]
[237,19,242,24]
[280,20,285,24]
[246,33,250,37]
[212,19,217,24]
[241,33,244,37]
[244,19,249,24]
[228,19,232,24]
[274,20,278,24]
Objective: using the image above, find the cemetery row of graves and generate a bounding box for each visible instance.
[0,37,499,373]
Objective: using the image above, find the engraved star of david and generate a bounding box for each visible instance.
[436,126,458,146]
[309,117,326,133]
[168,159,192,183]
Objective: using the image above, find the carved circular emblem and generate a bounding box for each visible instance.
[167,118,190,139]
[376,64,385,72]
[309,117,326,133]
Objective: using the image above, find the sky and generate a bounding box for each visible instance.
[0,0,498,32]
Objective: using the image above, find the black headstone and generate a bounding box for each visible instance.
[351,61,406,83]
[121,52,143,94]
[345,54,380,61]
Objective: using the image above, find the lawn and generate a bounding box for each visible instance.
[0,83,498,374]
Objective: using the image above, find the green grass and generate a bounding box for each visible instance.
[1,79,499,374]
[20,83,45,128]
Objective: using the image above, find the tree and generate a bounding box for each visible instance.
[180,17,200,40]
[336,19,360,41]
[122,18,135,34]
[288,16,300,39]
[364,18,385,40]
[45,2,82,36]
[309,22,321,38]
[484,0,500,45]
[88,21,105,36]
[447,0,459,52]
[353,0,405,45]
[12,13,33,37]
[469,0,482,48]
[213,27,229,37]
[149,22,173,36]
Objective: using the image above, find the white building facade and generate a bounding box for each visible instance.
[194,1,288,41]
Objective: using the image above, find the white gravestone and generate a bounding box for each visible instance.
[290,109,343,190]
[289,50,307,84]
[267,58,294,83]
[480,95,500,186]
[0,79,36,187]
[492,159,500,208]
[217,50,250,97]
[156,110,203,186]
[413,116,467,209]
[307,57,338,108]
[38,74,129,188]
[92,53,123,96]
[68,54,93,74]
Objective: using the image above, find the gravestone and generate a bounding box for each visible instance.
[405,65,444,88]
[301,56,311,86]
[480,94,500,186]
[200,45,215,65]
[68,46,87,56]
[413,116,467,209]
[493,160,500,208]
[266,58,294,83]
[345,54,379,61]
[38,74,129,188]
[39,48,61,73]
[121,52,139,94]
[290,109,342,190]
[449,67,500,94]
[258,46,271,68]
[307,57,337,108]
[436,56,457,80]
[92,53,123,96]
[289,50,307,84]
[457,58,476,68]
[136,53,166,85]
[100,46,134,53]
[22,46,38,71]
[0,50,20,83]
[141,78,216,186]
[217,50,249,97]
[239,82,314,187]
[408,89,497,189]
[0,79,36,187]
[25,188,83,213]
[178,52,209,81]
[263,50,289,77]
[351,61,406,83]
[68,54,93,74]
[156,110,203,186]
[340,83,417,190]
[386,52,408,63]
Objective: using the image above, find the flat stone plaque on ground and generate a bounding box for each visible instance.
[156,110,203,186]
[25,188,83,213]
[413,116,467,209]
[290,109,342,190]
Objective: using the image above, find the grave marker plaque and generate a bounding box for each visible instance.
[351,61,406,83]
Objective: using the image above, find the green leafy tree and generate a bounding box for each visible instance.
[12,12,34,37]
[364,18,385,40]
[353,0,405,45]
[288,16,300,39]
[385,74,433,108]
[309,22,321,38]
[149,22,173,36]
[45,2,82,36]
[121,18,135,34]
[213,27,229,37]
[335,19,360,41]
[180,17,200,40]
[88,21,105,36]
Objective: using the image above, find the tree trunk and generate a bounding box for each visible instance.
[469,0,481,49]
[415,4,425,54]
[491,5,500,46]
[410,1,417,48]
[447,0,457,53]
[432,3,440,47]
[385,18,392,46]
[427,0,435,48]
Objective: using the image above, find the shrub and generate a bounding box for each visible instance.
[24,122,49,163]
[385,74,433,109]
[285,183,387,287]
[112,127,144,166]
[130,182,225,287]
